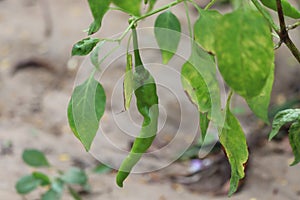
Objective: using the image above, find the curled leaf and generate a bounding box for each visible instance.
[219,97,249,196]
[72,38,100,56]
[269,109,300,140]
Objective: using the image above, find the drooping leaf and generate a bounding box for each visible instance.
[289,121,300,166]
[72,38,100,56]
[116,28,159,187]
[68,76,106,151]
[194,9,222,53]
[32,172,51,186]
[215,8,274,98]
[219,98,249,196]
[61,168,88,185]
[41,189,62,200]
[22,149,50,167]
[181,43,222,125]
[15,175,41,194]
[260,0,300,19]
[154,11,181,64]
[87,0,111,35]
[124,53,134,110]
[269,109,300,140]
[112,0,142,16]
[246,64,274,123]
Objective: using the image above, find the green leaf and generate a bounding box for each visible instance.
[200,112,210,142]
[72,38,100,56]
[68,186,82,200]
[215,8,274,98]
[116,28,159,187]
[181,43,222,125]
[269,109,300,140]
[61,168,88,185]
[260,0,300,19]
[22,149,50,167]
[289,121,300,166]
[112,0,142,16]
[87,0,111,35]
[32,172,51,186]
[42,189,61,200]
[51,178,64,194]
[154,11,181,64]
[124,54,134,110]
[15,175,41,194]
[147,0,156,12]
[68,76,106,151]
[93,164,112,174]
[219,98,249,196]
[246,64,274,123]
[194,9,222,53]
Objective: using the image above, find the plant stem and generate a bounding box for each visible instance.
[131,26,147,76]
[103,0,184,43]
[205,0,217,10]
[276,0,300,63]
[287,21,300,31]
[184,0,193,40]
[251,0,300,63]
[187,0,201,13]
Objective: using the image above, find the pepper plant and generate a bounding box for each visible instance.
[68,0,300,196]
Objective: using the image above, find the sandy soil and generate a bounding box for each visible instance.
[0,0,300,199]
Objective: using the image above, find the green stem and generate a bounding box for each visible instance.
[136,0,184,21]
[187,0,201,13]
[205,0,217,10]
[287,21,300,31]
[131,27,143,67]
[276,0,300,63]
[102,0,184,43]
[251,0,300,63]
[184,0,193,40]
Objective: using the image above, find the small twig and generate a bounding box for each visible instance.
[274,40,283,50]
[287,21,300,31]
[276,0,300,63]
[205,0,217,10]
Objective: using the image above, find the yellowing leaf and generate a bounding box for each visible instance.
[246,64,274,123]
[194,9,222,53]
[219,99,249,196]
[215,8,274,98]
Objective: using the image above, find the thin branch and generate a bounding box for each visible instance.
[276,0,300,63]
[287,21,300,31]
[205,0,217,10]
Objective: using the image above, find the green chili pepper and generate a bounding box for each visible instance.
[116,27,159,187]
